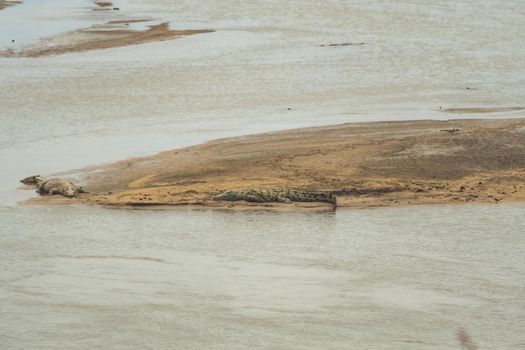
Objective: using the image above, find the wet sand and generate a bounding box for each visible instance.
[94,1,113,8]
[28,118,525,210]
[441,107,524,114]
[1,22,214,57]
[0,0,20,11]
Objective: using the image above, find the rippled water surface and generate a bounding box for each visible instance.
[1,0,525,348]
[1,204,524,349]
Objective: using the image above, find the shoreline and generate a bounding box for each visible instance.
[0,1,214,57]
[23,194,525,213]
[0,1,20,11]
[24,118,525,211]
[1,22,214,57]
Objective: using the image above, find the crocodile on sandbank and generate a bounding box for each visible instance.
[20,175,84,198]
[214,187,336,205]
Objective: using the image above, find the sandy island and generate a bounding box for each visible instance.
[0,0,21,11]
[1,22,214,57]
[94,1,113,8]
[441,107,524,114]
[28,118,525,211]
[1,0,214,57]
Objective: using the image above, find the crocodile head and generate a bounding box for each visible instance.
[20,175,45,186]
[213,190,243,201]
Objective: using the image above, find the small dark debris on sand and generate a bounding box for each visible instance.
[320,42,366,47]
[440,128,460,133]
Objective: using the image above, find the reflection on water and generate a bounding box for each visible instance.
[1,204,524,349]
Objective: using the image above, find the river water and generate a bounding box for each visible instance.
[2,204,525,349]
[1,0,524,349]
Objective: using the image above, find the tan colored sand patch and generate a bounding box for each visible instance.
[0,0,21,11]
[394,144,465,158]
[94,1,113,8]
[1,22,214,57]
[28,119,525,210]
[441,107,524,114]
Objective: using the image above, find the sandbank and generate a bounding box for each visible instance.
[0,0,21,11]
[1,22,214,57]
[27,118,525,211]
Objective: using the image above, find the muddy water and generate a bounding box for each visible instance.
[2,204,524,349]
[1,0,525,348]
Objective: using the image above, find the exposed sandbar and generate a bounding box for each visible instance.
[94,1,113,7]
[441,107,524,114]
[1,22,214,57]
[29,119,525,210]
[0,0,21,11]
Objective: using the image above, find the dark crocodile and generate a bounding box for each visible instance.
[214,187,336,205]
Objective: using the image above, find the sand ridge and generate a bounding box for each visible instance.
[27,118,525,211]
[1,0,214,57]
[94,1,113,8]
[1,22,214,57]
[441,107,524,114]
[0,0,21,11]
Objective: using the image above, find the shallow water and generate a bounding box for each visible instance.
[1,204,524,349]
[1,0,525,348]
[0,0,106,50]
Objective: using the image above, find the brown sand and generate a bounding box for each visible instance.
[441,107,524,114]
[94,1,113,7]
[0,0,21,11]
[1,22,214,57]
[29,119,525,211]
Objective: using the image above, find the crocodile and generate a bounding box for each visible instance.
[20,175,84,198]
[213,187,336,205]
